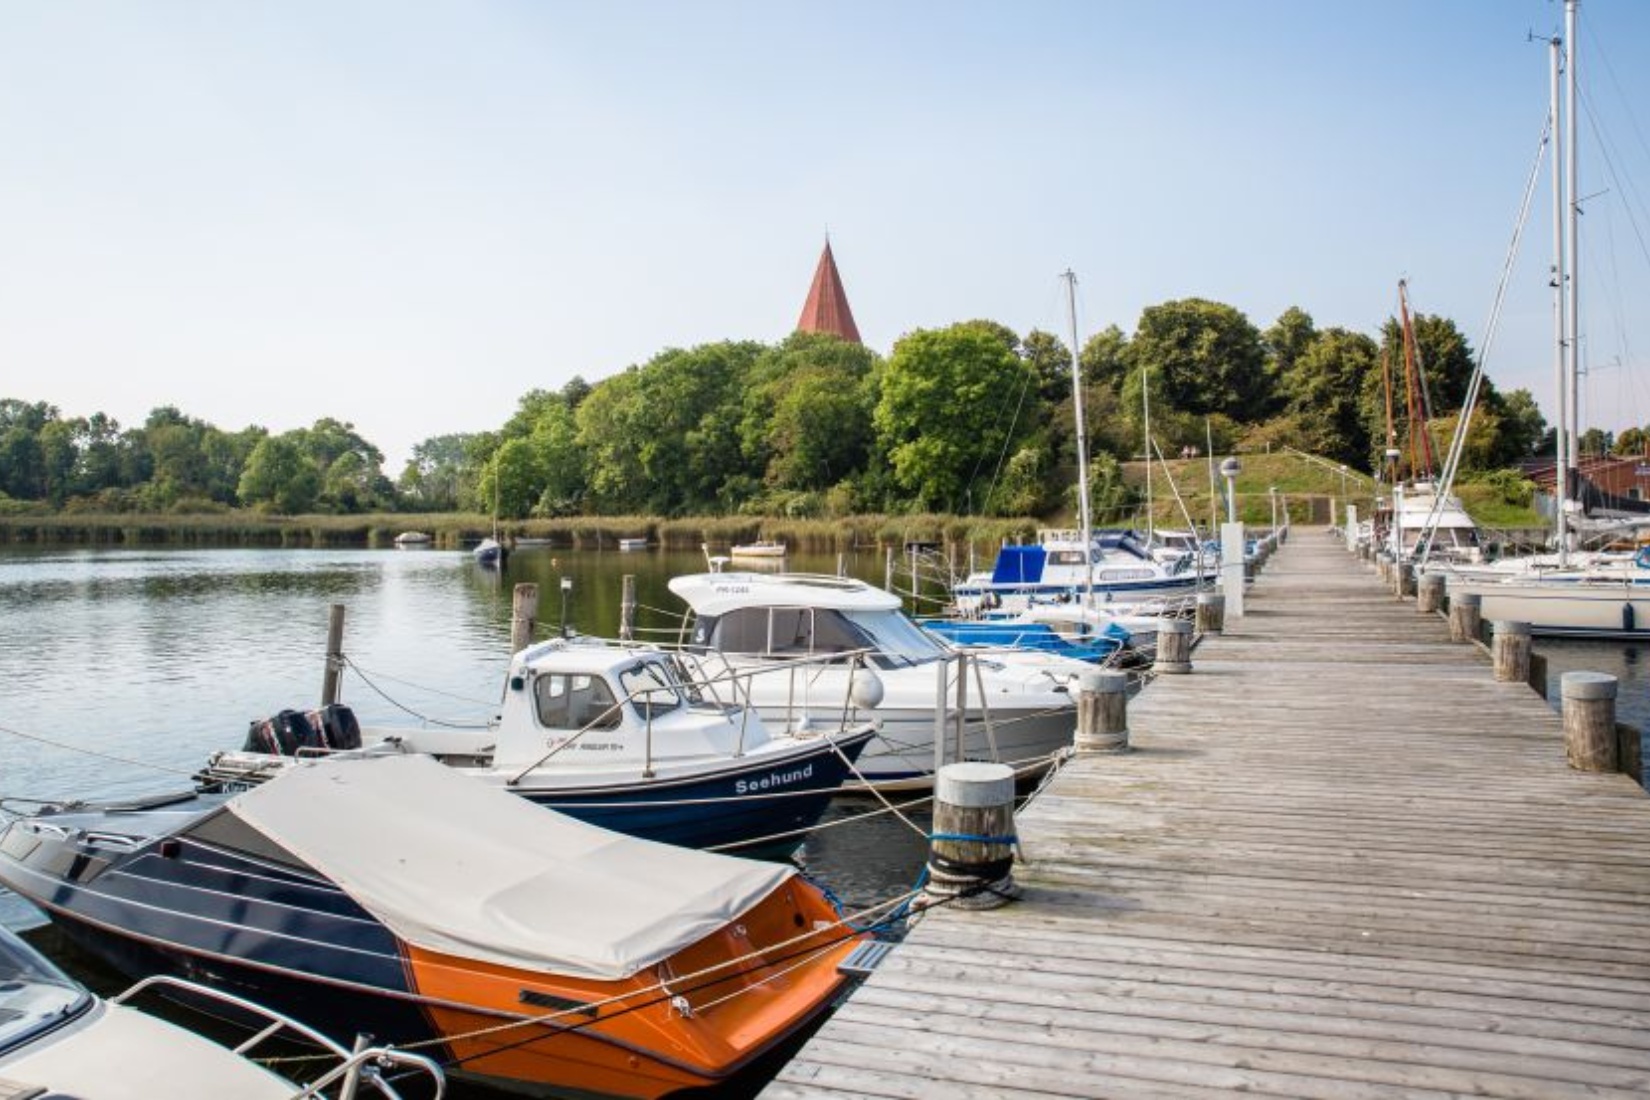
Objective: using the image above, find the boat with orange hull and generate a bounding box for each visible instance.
[0,755,869,1098]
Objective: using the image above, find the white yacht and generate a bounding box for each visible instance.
[951,528,1206,615]
[667,571,1090,790]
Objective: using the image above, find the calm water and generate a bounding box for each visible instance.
[0,544,932,1095]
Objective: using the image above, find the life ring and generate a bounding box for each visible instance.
[1635,546,1650,570]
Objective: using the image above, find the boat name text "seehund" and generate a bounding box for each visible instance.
[735,763,813,794]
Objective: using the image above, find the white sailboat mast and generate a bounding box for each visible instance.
[1565,0,1581,478]
[1062,270,1096,603]
[1550,29,1569,564]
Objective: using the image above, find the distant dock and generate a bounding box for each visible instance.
[768,530,1650,1098]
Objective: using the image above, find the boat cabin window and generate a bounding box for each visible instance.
[617,660,684,720]
[1047,550,1090,566]
[534,673,622,732]
[182,810,318,875]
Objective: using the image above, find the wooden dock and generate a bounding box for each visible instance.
[767,530,1650,1099]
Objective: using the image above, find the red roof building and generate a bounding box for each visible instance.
[795,240,862,345]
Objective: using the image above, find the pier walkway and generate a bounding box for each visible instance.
[767,529,1650,1098]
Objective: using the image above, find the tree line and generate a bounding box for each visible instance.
[0,298,1558,520]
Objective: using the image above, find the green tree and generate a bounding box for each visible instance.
[1264,306,1318,413]
[1079,325,1130,393]
[0,427,43,499]
[1021,329,1074,404]
[874,324,1040,512]
[1280,327,1378,467]
[1615,425,1648,457]
[238,434,321,514]
[1128,299,1271,421]
[399,434,474,511]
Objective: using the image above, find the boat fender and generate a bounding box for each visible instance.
[1625,603,1637,634]
[1635,547,1650,570]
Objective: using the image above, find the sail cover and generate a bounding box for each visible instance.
[226,754,794,980]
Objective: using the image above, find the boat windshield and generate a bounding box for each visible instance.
[841,610,946,668]
[0,926,92,1057]
[618,660,685,720]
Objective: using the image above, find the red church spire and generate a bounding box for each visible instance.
[795,239,862,344]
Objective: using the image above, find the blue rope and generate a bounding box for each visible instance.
[927,831,1018,845]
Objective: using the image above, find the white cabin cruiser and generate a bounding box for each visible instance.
[951,528,1206,615]
[667,571,1090,791]
[1385,480,1482,564]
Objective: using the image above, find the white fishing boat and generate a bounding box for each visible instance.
[200,639,876,856]
[668,570,1090,790]
[617,537,649,551]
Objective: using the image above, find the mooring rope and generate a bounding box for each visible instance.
[0,721,199,780]
[342,657,491,730]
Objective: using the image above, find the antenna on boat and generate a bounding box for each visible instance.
[1062,269,1096,606]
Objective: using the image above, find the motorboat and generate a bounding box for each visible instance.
[0,754,869,1099]
[473,537,507,567]
[393,530,432,548]
[667,571,1091,790]
[618,537,649,551]
[950,528,1206,615]
[920,608,1136,665]
[200,640,877,857]
[0,922,442,1098]
[1381,480,1483,564]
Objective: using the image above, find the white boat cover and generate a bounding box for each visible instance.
[225,754,795,980]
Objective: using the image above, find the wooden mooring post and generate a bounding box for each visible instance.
[1562,671,1619,773]
[1074,669,1128,753]
[1153,618,1193,674]
[1448,590,1482,642]
[1491,620,1532,684]
[921,762,1019,911]
[510,583,540,653]
[1416,572,1445,614]
[320,603,346,706]
[1195,591,1225,634]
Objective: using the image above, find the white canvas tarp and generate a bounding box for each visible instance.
[226,754,794,980]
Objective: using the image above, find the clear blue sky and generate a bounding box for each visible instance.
[2,1,1647,471]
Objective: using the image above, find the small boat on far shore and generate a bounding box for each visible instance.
[730,539,787,560]
[393,530,432,547]
[618,537,649,551]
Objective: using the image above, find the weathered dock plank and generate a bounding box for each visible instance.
[767,529,1650,1099]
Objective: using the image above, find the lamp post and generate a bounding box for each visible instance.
[1220,457,1241,524]
[559,576,573,639]
[1269,485,1278,532]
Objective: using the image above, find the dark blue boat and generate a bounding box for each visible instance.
[0,756,867,1098]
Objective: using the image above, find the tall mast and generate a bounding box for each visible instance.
[1062,270,1095,603]
[1550,29,1569,562]
[1565,0,1581,479]
[1142,344,1153,543]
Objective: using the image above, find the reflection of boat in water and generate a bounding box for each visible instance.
[0,922,442,1098]
[730,540,787,560]
[202,639,877,857]
[618,537,649,551]
[393,530,432,547]
[0,754,868,1100]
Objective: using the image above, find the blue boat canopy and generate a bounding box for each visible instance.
[991,545,1046,584]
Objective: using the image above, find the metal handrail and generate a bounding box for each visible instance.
[111,974,445,1098]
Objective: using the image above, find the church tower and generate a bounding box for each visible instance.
[795,239,862,344]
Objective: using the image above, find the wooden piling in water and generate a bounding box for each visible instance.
[1491,620,1532,684]
[922,762,1018,911]
[1449,589,1482,643]
[1153,618,1193,675]
[1562,671,1619,773]
[510,583,539,653]
[320,603,346,706]
[1074,670,1128,753]
[618,575,636,641]
[1195,591,1225,634]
